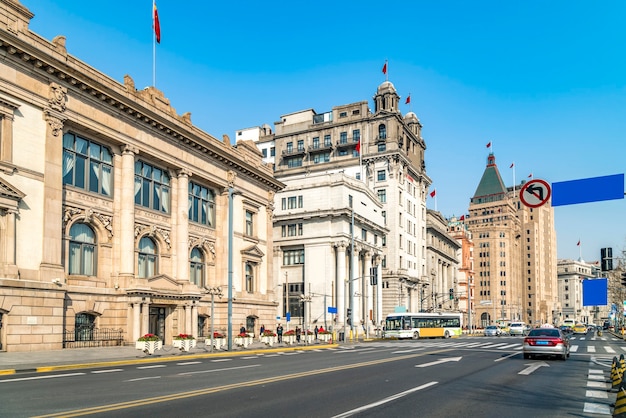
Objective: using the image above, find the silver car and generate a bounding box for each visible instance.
[509,322,527,336]
[522,328,570,360]
[484,325,502,337]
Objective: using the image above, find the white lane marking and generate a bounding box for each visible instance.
[494,352,519,362]
[137,365,167,369]
[570,345,579,352]
[604,346,616,354]
[126,376,162,382]
[588,346,597,353]
[583,402,611,415]
[177,361,202,366]
[497,344,521,350]
[178,364,260,376]
[392,348,425,354]
[587,380,609,389]
[589,369,604,374]
[0,372,85,383]
[331,382,438,418]
[210,359,233,362]
[586,390,608,399]
[91,369,123,374]
[416,357,462,368]
[588,374,607,381]
[241,356,259,359]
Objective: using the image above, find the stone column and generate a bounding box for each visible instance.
[363,250,373,332]
[39,83,67,281]
[176,169,191,282]
[375,257,382,328]
[132,301,141,341]
[351,246,361,329]
[119,145,138,280]
[191,302,198,338]
[185,303,192,335]
[140,300,150,338]
[335,242,346,328]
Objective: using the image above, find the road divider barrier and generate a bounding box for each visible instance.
[613,377,626,417]
[611,357,622,392]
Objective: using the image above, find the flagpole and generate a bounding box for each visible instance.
[512,162,516,198]
[152,0,156,87]
[385,59,388,82]
[359,136,363,182]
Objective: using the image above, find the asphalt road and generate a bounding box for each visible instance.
[0,332,619,417]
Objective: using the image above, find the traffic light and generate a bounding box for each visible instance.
[347,308,352,325]
[449,288,454,300]
[601,247,613,271]
[621,272,626,287]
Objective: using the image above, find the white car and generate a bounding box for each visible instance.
[509,322,527,336]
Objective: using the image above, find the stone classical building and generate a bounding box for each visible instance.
[425,210,461,314]
[557,259,596,325]
[448,217,475,328]
[0,0,283,352]
[468,153,558,327]
[243,80,431,333]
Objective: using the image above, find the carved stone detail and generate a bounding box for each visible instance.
[48,82,67,112]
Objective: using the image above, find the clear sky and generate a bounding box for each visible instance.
[24,0,626,264]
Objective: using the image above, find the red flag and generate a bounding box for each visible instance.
[459,215,465,221]
[577,240,580,246]
[405,95,411,105]
[486,142,491,148]
[382,62,387,75]
[528,173,533,178]
[509,163,514,168]
[429,189,436,198]
[153,3,161,44]
[355,140,360,154]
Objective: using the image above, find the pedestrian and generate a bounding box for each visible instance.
[277,324,283,343]
[314,325,319,340]
[260,324,265,336]
[296,326,301,342]
[240,324,246,335]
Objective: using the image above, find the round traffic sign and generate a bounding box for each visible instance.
[519,179,551,208]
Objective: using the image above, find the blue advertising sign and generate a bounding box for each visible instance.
[552,174,624,206]
[328,306,337,314]
[286,312,291,322]
[582,278,608,306]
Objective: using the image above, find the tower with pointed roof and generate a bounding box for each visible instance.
[467,153,522,327]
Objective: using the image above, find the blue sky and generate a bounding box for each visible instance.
[25,0,626,263]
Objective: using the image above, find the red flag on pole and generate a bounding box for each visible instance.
[577,240,580,246]
[405,95,411,104]
[355,140,361,154]
[509,163,514,168]
[459,215,465,221]
[486,142,491,148]
[382,62,387,75]
[153,3,161,43]
[430,189,436,198]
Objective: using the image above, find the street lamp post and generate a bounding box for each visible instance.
[227,187,238,351]
[206,286,222,352]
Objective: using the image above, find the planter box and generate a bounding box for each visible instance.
[261,335,275,346]
[302,334,314,344]
[284,334,296,345]
[136,340,162,355]
[319,333,332,342]
[205,338,226,350]
[173,339,197,352]
[234,336,250,347]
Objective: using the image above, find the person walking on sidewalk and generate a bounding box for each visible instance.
[314,325,319,340]
[277,324,283,343]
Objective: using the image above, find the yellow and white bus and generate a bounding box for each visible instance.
[383,312,462,339]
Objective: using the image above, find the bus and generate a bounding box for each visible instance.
[383,312,462,339]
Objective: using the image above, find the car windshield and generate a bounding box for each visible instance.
[528,329,560,337]
[486,326,497,329]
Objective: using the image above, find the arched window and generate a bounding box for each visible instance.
[189,247,204,286]
[69,223,96,276]
[245,262,254,293]
[378,124,387,140]
[138,236,157,278]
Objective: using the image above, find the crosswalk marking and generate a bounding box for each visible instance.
[587,346,596,353]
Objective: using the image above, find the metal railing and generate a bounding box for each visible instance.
[63,327,124,348]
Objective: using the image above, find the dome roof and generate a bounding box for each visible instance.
[377,80,396,94]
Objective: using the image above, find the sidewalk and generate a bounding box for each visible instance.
[0,340,339,374]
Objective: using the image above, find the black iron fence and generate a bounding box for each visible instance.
[63,327,124,348]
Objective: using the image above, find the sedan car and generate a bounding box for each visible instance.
[523,328,570,360]
[509,322,527,336]
[572,324,587,334]
[484,325,502,337]
[559,325,573,336]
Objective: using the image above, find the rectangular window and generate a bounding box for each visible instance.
[377,170,386,181]
[245,210,254,236]
[63,132,114,197]
[262,148,267,157]
[298,195,303,208]
[324,135,332,147]
[340,132,347,144]
[283,249,304,265]
[297,140,304,152]
[313,137,320,148]
[288,196,298,209]
[361,228,367,240]
[270,147,275,157]
[352,129,360,142]
[134,160,170,213]
[377,189,387,203]
[287,156,303,167]
[378,143,386,152]
[286,142,293,152]
[188,182,216,226]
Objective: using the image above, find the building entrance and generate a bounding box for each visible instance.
[149,307,166,341]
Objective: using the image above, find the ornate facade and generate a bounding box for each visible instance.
[0,0,283,352]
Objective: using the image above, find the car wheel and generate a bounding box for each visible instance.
[412,331,419,340]
[444,331,450,339]
[561,353,567,361]
[523,353,530,359]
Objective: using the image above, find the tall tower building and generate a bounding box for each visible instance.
[468,153,557,326]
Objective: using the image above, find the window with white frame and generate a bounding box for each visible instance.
[134,161,170,213]
[245,210,254,237]
[68,223,96,276]
[189,247,204,286]
[63,132,113,197]
[245,262,254,292]
[189,182,216,226]
[138,236,157,278]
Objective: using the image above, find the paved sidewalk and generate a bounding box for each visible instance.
[0,340,340,374]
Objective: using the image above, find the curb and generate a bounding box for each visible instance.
[0,343,340,375]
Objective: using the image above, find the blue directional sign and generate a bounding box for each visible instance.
[328,306,337,314]
[582,278,608,306]
[552,173,624,206]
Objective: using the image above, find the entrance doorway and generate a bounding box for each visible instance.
[149,307,166,341]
